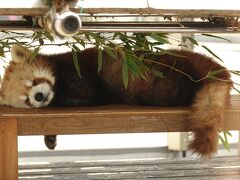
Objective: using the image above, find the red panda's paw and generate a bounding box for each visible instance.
[188,127,218,159]
[44,135,57,150]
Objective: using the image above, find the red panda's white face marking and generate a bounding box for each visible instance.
[28,80,54,108]
[24,80,33,87]
[0,45,55,108]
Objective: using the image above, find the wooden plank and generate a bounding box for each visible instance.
[0,0,239,17]
[0,95,240,135]
[0,118,18,180]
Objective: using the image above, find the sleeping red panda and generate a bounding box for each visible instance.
[0,44,232,158]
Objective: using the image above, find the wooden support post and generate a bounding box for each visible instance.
[0,118,18,180]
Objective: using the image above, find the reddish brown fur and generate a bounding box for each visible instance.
[2,46,232,157]
[100,49,232,157]
[45,48,232,157]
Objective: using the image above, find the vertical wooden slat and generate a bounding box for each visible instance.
[0,118,18,180]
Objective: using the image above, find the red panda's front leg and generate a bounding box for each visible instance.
[188,81,232,158]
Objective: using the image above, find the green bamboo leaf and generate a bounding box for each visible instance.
[32,31,42,41]
[73,36,86,48]
[150,33,170,44]
[224,132,229,143]
[89,33,104,44]
[72,48,81,78]
[0,48,4,57]
[219,132,231,151]
[98,48,103,73]
[126,55,141,77]
[225,131,232,137]
[39,38,44,45]
[202,45,223,62]
[230,70,240,76]
[122,60,129,89]
[79,39,86,48]
[202,33,231,42]
[154,47,186,58]
[72,44,81,52]
[104,47,117,59]
[218,134,224,145]
[85,33,91,42]
[207,69,226,79]
[43,31,54,42]
[218,135,229,151]
[30,47,40,62]
[152,69,164,78]
[186,36,199,46]
[113,32,119,39]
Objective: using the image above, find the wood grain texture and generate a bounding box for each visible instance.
[0,96,240,135]
[0,118,18,180]
[0,8,240,17]
[0,0,239,17]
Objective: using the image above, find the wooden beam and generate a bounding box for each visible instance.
[0,0,239,17]
[0,118,18,180]
[0,96,240,136]
[0,21,238,33]
[0,8,240,17]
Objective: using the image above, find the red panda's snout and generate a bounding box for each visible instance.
[28,80,54,108]
[15,78,54,108]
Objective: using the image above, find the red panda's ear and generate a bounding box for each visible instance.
[11,44,32,63]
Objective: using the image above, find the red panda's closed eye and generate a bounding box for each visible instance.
[33,79,37,86]
[25,97,32,107]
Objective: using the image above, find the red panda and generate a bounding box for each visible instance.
[0,44,232,158]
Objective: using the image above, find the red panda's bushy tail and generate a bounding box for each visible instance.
[188,82,232,158]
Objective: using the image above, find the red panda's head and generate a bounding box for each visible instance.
[0,45,55,108]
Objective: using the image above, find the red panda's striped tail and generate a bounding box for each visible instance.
[188,82,232,158]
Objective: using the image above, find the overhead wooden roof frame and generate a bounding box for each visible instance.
[0,0,240,33]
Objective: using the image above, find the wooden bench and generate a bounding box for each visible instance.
[0,95,240,179]
[18,156,240,179]
[0,2,240,179]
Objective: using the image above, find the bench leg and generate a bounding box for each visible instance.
[0,118,18,180]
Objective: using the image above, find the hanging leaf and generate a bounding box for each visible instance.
[30,47,40,62]
[98,48,103,73]
[85,33,91,42]
[152,69,164,78]
[104,47,117,59]
[125,55,141,77]
[72,48,81,78]
[150,33,170,44]
[225,131,232,137]
[202,33,231,42]
[42,31,54,42]
[0,47,4,57]
[39,38,44,45]
[79,39,86,48]
[207,69,226,79]
[202,45,223,62]
[185,36,199,46]
[219,131,232,151]
[154,47,186,57]
[72,44,81,52]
